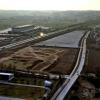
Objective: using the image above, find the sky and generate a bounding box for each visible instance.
[0,0,100,11]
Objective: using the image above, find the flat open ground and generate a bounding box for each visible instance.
[0,83,44,100]
[35,31,85,48]
[84,30,100,76]
[0,46,78,74]
[0,30,86,74]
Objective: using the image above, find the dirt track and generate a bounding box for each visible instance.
[45,48,77,74]
[0,46,78,74]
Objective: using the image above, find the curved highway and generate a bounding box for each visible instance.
[50,31,90,100]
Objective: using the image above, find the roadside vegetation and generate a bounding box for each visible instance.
[1,10,100,30]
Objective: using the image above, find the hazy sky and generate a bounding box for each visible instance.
[0,0,100,10]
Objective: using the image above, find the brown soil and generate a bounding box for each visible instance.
[47,48,77,74]
[0,46,78,75]
[85,49,100,76]
[84,32,100,76]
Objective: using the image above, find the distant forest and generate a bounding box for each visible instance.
[0,10,100,30]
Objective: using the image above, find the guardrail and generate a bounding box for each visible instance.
[50,31,90,100]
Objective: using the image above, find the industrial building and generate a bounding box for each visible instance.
[0,72,14,81]
[12,24,35,34]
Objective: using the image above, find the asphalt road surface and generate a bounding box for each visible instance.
[35,31,85,48]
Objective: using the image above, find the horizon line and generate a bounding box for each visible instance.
[0,9,100,11]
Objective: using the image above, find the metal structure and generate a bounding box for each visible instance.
[0,72,14,81]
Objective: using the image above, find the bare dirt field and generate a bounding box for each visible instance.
[0,46,78,75]
[85,48,100,76]
[84,31,100,76]
[46,48,78,74]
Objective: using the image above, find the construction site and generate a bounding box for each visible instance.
[0,25,100,100]
[0,46,77,75]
